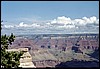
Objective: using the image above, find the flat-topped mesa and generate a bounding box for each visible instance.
[6,48,36,68]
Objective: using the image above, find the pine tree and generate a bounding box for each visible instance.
[1,22,24,68]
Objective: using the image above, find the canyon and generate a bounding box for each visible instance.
[8,34,99,68]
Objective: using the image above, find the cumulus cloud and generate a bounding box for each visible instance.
[47,16,99,29]
[19,22,28,27]
[57,25,75,29]
[51,16,98,25]
[4,25,14,28]
[2,16,99,35]
[3,22,42,29]
[18,22,41,28]
[51,16,72,25]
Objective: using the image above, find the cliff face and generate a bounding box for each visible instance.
[10,35,99,52]
[8,37,38,50]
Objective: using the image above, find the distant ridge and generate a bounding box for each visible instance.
[16,33,99,37]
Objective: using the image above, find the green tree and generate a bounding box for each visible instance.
[1,22,24,68]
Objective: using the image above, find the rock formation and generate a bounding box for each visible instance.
[7,48,36,68]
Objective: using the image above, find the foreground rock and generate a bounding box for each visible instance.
[7,48,36,68]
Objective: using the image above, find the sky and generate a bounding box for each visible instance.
[1,1,99,35]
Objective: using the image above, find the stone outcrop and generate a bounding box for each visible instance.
[6,48,36,68]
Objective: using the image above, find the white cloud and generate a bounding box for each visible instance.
[18,22,41,28]
[95,19,99,25]
[73,19,86,25]
[49,16,99,28]
[51,19,57,24]
[46,22,51,25]
[57,16,72,24]
[4,25,14,28]
[51,16,72,25]
[90,16,97,23]
[57,25,75,29]
[31,23,41,27]
[19,22,28,27]
[2,16,99,34]
[82,16,98,24]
